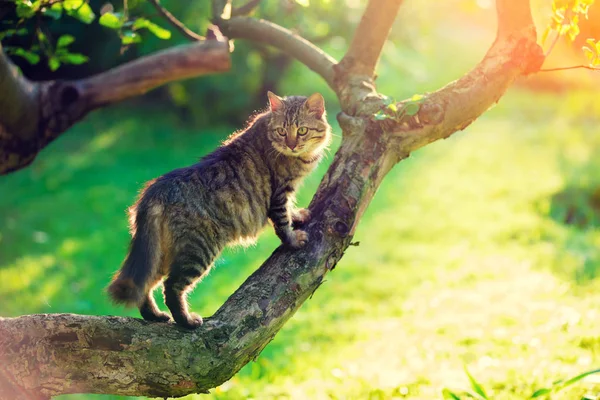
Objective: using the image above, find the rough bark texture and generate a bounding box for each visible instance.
[0,38,230,175]
[338,0,404,78]
[0,0,545,398]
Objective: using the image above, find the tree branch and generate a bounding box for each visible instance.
[231,0,261,17]
[337,0,403,78]
[0,38,230,175]
[147,0,205,41]
[218,17,336,88]
[368,0,544,156]
[538,65,599,72]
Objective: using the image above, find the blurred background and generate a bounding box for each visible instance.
[1,0,600,398]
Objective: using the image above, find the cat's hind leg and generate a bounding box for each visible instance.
[163,244,218,329]
[139,278,171,322]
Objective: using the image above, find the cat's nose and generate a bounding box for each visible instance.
[287,143,296,150]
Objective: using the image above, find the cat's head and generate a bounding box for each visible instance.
[266,92,331,157]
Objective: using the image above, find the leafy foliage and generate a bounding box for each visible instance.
[542,0,600,67]
[373,94,425,123]
[582,38,600,66]
[1,0,171,71]
[444,367,600,399]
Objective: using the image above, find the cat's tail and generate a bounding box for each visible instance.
[108,205,162,306]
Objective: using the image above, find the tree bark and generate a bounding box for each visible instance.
[0,0,545,398]
[0,37,230,176]
[338,0,404,78]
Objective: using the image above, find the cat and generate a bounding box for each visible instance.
[107,92,332,329]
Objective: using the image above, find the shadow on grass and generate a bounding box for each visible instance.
[545,185,600,284]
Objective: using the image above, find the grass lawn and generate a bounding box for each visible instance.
[2,87,600,399]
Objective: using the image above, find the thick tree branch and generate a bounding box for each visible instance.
[217,17,336,88]
[0,0,546,398]
[147,0,205,41]
[364,0,544,157]
[337,0,403,78]
[0,38,230,175]
[0,45,39,141]
[78,39,229,107]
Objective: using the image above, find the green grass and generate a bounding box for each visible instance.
[2,88,600,400]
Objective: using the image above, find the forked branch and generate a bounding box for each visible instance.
[147,0,205,41]
[369,0,544,157]
[0,37,230,175]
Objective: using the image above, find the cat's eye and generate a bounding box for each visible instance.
[297,127,308,136]
[276,127,286,136]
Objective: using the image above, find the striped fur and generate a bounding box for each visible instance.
[107,92,331,329]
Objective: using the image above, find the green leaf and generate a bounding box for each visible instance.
[10,47,40,64]
[442,388,462,400]
[295,0,309,6]
[567,24,580,41]
[99,12,123,29]
[529,368,600,398]
[0,30,14,40]
[373,111,389,121]
[43,5,62,20]
[121,31,141,45]
[69,3,95,24]
[133,18,171,39]
[465,367,488,400]
[582,46,594,60]
[48,56,61,71]
[562,368,600,387]
[382,96,394,106]
[530,388,552,398]
[404,102,420,116]
[57,34,75,48]
[386,102,398,113]
[58,52,89,64]
[15,0,39,19]
[410,94,425,101]
[62,0,82,10]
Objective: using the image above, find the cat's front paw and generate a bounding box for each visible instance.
[285,229,308,249]
[292,208,311,226]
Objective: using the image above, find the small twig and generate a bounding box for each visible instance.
[544,30,560,57]
[538,65,600,72]
[231,0,261,17]
[220,17,336,88]
[147,0,205,42]
[544,8,570,58]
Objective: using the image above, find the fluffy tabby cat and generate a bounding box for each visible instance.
[108,92,331,329]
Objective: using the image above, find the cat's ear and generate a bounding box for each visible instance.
[304,93,325,119]
[267,91,284,112]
